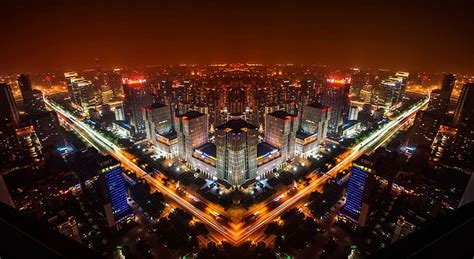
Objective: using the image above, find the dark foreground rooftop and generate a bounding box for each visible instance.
[0,202,103,258]
[370,201,474,258]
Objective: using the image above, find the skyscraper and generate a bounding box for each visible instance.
[97,156,132,227]
[319,79,350,136]
[17,74,47,116]
[122,79,153,137]
[143,103,174,146]
[265,110,299,162]
[0,83,21,165]
[408,111,442,149]
[175,111,209,162]
[300,102,331,141]
[30,111,64,147]
[0,83,20,126]
[215,119,258,185]
[441,73,456,92]
[453,83,474,126]
[453,83,474,166]
[65,73,96,110]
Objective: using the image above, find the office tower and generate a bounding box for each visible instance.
[379,78,402,108]
[0,83,21,165]
[343,157,375,226]
[96,155,132,227]
[114,106,125,121]
[175,111,209,162]
[31,111,64,147]
[57,216,82,243]
[342,149,401,228]
[453,83,474,126]
[408,111,442,148]
[0,83,20,126]
[15,125,43,163]
[452,84,474,166]
[122,79,153,136]
[427,89,451,115]
[18,74,46,116]
[320,79,350,136]
[349,106,359,121]
[64,73,96,110]
[265,110,299,162]
[392,216,417,243]
[143,103,173,145]
[431,125,457,162]
[440,73,456,92]
[215,119,258,185]
[300,102,331,141]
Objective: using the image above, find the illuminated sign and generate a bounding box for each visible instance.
[122,78,147,85]
[327,78,351,85]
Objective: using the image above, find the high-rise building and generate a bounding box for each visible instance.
[342,157,375,226]
[392,216,417,243]
[57,216,82,243]
[143,103,174,147]
[427,89,452,115]
[300,102,331,140]
[175,111,209,162]
[15,125,43,163]
[453,83,474,166]
[319,78,350,136]
[215,119,258,185]
[30,111,64,147]
[440,73,456,92]
[18,74,46,116]
[96,155,132,227]
[0,83,21,165]
[122,79,153,136]
[0,83,20,126]
[65,73,96,110]
[265,110,299,162]
[453,83,474,126]
[408,111,442,149]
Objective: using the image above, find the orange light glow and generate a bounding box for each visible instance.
[122,78,147,85]
[327,78,351,85]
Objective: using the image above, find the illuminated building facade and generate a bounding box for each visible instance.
[123,79,153,137]
[0,83,21,165]
[65,72,97,110]
[15,125,43,163]
[97,156,133,228]
[215,119,258,185]
[143,103,177,156]
[319,78,350,136]
[343,160,373,226]
[296,102,330,157]
[377,72,408,109]
[175,111,209,162]
[265,110,298,162]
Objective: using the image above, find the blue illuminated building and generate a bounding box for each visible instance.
[344,164,369,219]
[97,155,133,227]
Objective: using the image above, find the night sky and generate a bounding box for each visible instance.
[1,0,473,73]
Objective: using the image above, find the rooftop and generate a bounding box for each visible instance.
[144,102,167,110]
[307,102,330,110]
[216,119,257,133]
[257,142,279,158]
[176,110,206,120]
[268,110,298,120]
